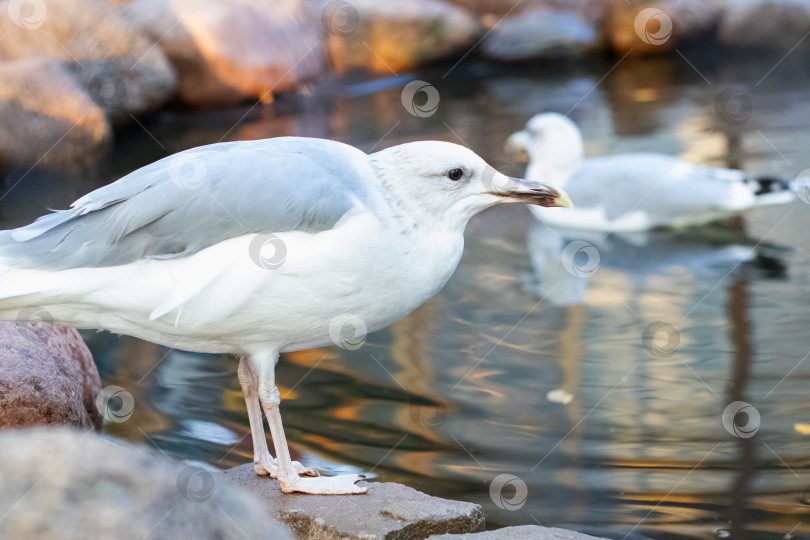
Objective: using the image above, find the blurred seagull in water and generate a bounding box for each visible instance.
[506,113,795,232]
[0,136,572,495]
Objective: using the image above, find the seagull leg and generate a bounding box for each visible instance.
[239,356,317,478]
[237,356,277,476]
[255,352,366,495]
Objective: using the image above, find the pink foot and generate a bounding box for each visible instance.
[255,458,318,478]
[280,474,367,495]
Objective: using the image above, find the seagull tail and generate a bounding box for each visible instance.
[746,176,796,207]
[0,262,100,323]
[0,266,52,321]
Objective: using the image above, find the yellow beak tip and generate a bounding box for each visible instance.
[555,190,574,209]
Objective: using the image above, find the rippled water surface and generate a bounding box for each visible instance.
[4,51,810,539]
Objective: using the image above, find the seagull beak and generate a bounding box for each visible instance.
[505,131,531,163]
[496,177,573,208]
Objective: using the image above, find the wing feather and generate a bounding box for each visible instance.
[1,137,376,270]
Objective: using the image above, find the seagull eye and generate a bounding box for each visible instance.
[448,168,464,181]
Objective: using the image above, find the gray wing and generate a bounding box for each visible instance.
[1,137,376,270]
[568,153,747,221]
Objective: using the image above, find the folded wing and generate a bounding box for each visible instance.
[1,137,375,270]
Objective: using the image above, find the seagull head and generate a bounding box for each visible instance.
[505,113,584,185]
[371,140,572,231]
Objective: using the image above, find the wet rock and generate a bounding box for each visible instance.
[220,463,485,539]
[0,58,111,170]
[431,525,608,539]
[719,0,810,49]
[0,0,176,121]
[481,9,598,60]
[123,0,323,106]
[319,0,480,73]
[0,429,294,540]
[0,320,103,430]
[607,0,720,54]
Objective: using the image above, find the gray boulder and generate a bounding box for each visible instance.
[0,428,294,540]
[482,9,598,60]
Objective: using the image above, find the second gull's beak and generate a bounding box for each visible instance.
[505,131,531,163]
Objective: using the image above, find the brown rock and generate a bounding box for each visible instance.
[123,0,323,106]
[220,463,485,539]
[431,525,608,539]
[607,0,720,54]
[0,0,177,120]
[320,0,480,74]
[719,0,810,49]
[0,58,111,170]
[0,428,295,540]
[0,319,102,430]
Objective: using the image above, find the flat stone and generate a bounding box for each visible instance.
[431,525,608,539]
[220,463,485,539]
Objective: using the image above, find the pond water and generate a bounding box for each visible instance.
[4,49,810,539]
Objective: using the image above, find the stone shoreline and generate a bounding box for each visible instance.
[0,426,605,540]
[224,463,610,539]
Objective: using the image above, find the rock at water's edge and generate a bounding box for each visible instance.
[220,463,485,539]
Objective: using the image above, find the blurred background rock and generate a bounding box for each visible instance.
[0,0,804,170]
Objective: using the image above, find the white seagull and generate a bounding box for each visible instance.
[0,136,572,495]
[506,113,794,232]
